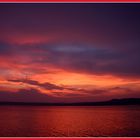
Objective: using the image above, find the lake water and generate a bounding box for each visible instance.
[0,105,140,137]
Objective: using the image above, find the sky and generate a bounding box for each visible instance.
[0,3,140,103]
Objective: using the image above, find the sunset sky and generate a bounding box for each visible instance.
[0,3,140,103]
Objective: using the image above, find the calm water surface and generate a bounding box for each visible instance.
[0,105,140,137]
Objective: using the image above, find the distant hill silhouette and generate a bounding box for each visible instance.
[0,98,140,106]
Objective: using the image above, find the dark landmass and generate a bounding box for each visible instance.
[0,98,140,106]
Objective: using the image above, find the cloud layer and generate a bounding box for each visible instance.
[0,3,140,102]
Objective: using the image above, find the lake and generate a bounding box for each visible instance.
[0,105,140,137]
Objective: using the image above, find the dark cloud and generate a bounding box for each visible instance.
[0,89,60,103]
[8,79,64,90]
[0,89,101,103]
[0,42,13,55]
[0,88,106,103]
[34,43,140,78]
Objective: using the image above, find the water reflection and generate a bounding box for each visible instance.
[0,105,140,137]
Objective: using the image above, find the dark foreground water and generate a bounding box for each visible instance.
[0,105,140,137]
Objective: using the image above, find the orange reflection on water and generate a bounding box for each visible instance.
[0,105,140,137]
